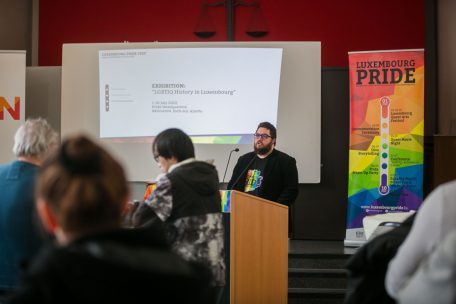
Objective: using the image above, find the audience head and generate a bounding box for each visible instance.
[36,134,129,244]
[13,118,59,164]
[254,121,276,155]
[152,128,195,173]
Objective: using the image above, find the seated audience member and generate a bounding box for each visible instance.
[344,213,415,304]
[5,135,213,304]
[130,128,225,303]
[385,180,456,299]
[0,118,58,294]
[398,229,456,304]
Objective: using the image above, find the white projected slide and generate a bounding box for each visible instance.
[61,42,321,183]
[99,48,281,138]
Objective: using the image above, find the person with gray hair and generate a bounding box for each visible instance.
[0,118,58,295]
[12,118,59,163]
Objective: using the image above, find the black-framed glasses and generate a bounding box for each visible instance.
[153,154,160,162]
[254,133,272,140]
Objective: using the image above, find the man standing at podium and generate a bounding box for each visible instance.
[227,122,299,207]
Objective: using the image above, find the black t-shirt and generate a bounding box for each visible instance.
[243,156,267,197]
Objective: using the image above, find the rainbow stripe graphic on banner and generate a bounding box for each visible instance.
[346,49,424,244]
[220,190,231,213]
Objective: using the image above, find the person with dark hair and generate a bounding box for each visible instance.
[130,128,225,303]
[5,134,213,304]
[227,122,298,207]
[0,118,58,295]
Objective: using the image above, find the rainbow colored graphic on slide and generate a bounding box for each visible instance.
[102,134,252,145]
[191,135,244,144]
[346,50,424,235]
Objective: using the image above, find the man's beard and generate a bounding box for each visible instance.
[254,141,274,156]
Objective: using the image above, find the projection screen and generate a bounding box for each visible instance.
[61,42,321,183]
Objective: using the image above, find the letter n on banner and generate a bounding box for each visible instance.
[0,50,26,163]
[0,96,20,120]
[345,49,424,246]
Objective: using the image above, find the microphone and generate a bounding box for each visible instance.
[228,154,256,191]
[222,148,239,185]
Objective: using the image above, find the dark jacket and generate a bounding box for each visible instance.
[132,160,225,287]
[5,227,213,304]
[344,213,416,304]
[227,149,298,206]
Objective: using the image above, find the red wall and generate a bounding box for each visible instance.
[39,0,425,67]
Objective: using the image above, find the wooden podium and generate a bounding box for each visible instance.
[227,190,288,304]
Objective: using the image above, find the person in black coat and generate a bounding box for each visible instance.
[4,135,213,304]
[129,128,225,304]
[344,213,416,304]
[227,122,298,207]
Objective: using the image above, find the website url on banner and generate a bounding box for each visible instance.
[361,205,407,211]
